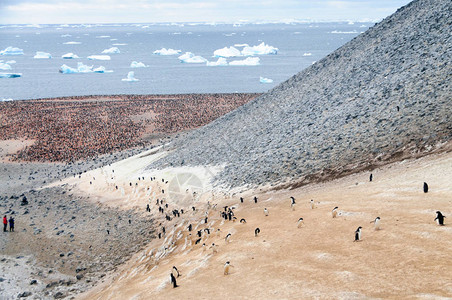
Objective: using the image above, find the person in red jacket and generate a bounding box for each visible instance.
[3,216,7,232]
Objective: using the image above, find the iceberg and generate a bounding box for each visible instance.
[153,48,181,55]
[0,62,12,70]
[259,76,273,83]
[122,71,139,82]
[302,53,312,56]
[206,57,228,66]
[62,53,79,59]
[241,42,278,56]
[229,57,260,66]
[93,66,113,73]
[60,34,71,37]
[180,55,207,63]
[213,46,241,58]
[87,55,111,61]
[178,52,194,61]
[0,73,22,78]
[34,51,52,59]
[330,30,358,34]
[96,35,110,38]
[6,60,16,64]
[0,46,24,55]
[112,43,127,46]
[59,62,111,74]
[102,47,120,54]
[234,43,249,47]
[130,61,148,68]
[63,41,81,45]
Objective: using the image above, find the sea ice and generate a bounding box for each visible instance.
[330,30,358,34]
[33,51,52,59]
[60,34,71,37]
[153,48,181,55]
[259,76,273,83]
[206,57,228,66]
[102,47,120,54]
[93,66,113,73]
[6,60,16,64]
[180,55,207,63]
[0,73,22,78]
[96,35,110,38]
[241,42,278,56]
[61,53,80,59]
[87,55,111,61]
[63,41,81,45]
[0,46,24,55]
[112,43,127,46]
[130,61,148,68]
[213,46,241,58]
[229,57,260,66]
[0,62,12,70]
[122,71,139,82]
[302,53,312,56]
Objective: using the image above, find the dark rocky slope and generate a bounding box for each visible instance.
[151,0,451,188]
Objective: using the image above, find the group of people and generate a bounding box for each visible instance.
[0,93,258,163]
[2,215,14,232]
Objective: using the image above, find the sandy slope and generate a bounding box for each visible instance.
[68,150,452,299]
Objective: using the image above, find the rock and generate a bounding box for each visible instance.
[76,274,84,280]
[18,291,32,298]
[30,279,37,285]
[53,292,65,299]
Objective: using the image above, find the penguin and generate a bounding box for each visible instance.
[255,228,260,237]
[423,182,428,193]
[210,243,218,254]
[370,217,381,230]
[264,208,269,216]
[240,197,244,203]
[170,273,178,288]
[202,243,206,252]
[204,228,211,234]
[216,228,221,237]
[332,207,338,218]
[290,197,296,211]
[354,226,362,242]
[225,233,231,243]
[224,261,233,275]
[254,196,258,203]
[297,217,304,228]
[172,266,180,278]
[310,199,315,209]
[369,173,373,182]
[195,238,202,245]
[434,211,445,226]
[240,218,247,224]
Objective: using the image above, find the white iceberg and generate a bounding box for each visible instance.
[229,57,260,66]
[330,30,358,34]
[63,41,81,45]
[96,35,110,38]
[0,62,12,70]
[153,48,181,55]
[34,51,52,59]
[62,53,80,59]
[1,46,24,55]
[234,43,249,47]
[93,66,113,73]
[122,71,139,82]
[6,60,16,64]
[180,55,207,63]
[241,42,278,56]
[0,72,22,78]
[213,46,241,58]
[130,61,148,68]
[102,47,120,54]
[59,62,111,74]
[112,43,127,46]
[60,34,72,37]
[178,52,194,61]
[206,57,228,66]
[302,53,312,56]
[87,55,111,60]
[260,76,273,83]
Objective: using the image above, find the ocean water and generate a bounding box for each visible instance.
[0,22,370,100]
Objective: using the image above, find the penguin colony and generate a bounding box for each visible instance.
[136,174,445,289]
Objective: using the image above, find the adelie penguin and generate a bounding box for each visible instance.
[170,272,178,288]
[240,218,247,224]
[264,208,269,216]
[254,227,260,237]
[354,226,362,242]
[225,233,232,243]
[172,266,180,278]
[423,182,429,193]
[369,173,373,182]
[290,197,296,211]
[332,207,338,218]
[224,261,233,275]
[297,217,304,228]
[434,211,445,226]
[370,217,381,230]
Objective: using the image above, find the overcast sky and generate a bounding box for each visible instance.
[0,0,413,24]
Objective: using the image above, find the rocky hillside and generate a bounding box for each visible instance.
[151,0,451,188]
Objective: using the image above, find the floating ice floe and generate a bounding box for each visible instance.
[122,71,139,82]
[87,55,111,61]
[213,46,241,58]
[0,62,12,70]
[241,42,278,56]
[302,53,312,56]
[34,51,52,59]
[130,61,148,68]
[112,43,127,46]
[234,43,249,47]
[60,34,72,37]
[330,30,358,34]
[62,53,79,59]
[0,46,24,55]
[229,57,260,66]
[96,35,110,38]
[180,55,207,64]
[102,47,120,54]
[63,41,81,45]
[178,52,194,61]
[153,48,181,55]
[0,73,22,78]
[59,62,111,74]
[259,76,273,83]
[6,60,16,64]
[206,57,228,66]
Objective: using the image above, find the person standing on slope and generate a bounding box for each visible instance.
[9,216,14,232]
[3,215,7,232]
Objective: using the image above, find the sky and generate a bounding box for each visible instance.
[0,0,413,24]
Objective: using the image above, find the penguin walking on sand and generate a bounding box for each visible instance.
[370,217,381,230]
[254,196,258,203]
[310,199,315,209]
[434,211,446,226]
[332,207,338,218]
[210,243,218,254]
[264,208,269,216]
[369,173,373,182]
[423,182,429,193]
[170,273,178,288]
[297,217,304,228]
[225,233,232,243]
[240,218,247,224]
[172,266,180,278]
[354,226,362,242]
[255,228,260,237]
[290,197,296,211]
[202,243,207,252]
[224,261,233,275]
